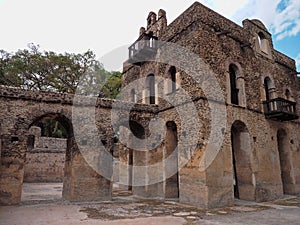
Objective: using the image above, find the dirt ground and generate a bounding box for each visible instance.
[1,183,300,225]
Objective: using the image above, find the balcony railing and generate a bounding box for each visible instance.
[128,35,158,65]
[263,97,298,121]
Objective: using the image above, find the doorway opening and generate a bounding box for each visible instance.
[22,114,70,203]
[165,121,179,199]
[277,129,293,194]
[231,121,255,200]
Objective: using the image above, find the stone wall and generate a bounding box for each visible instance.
[24,134,67,183]
[0,86,156,205]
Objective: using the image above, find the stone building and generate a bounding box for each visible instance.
[120,2,300,208]
[0,2,299,208]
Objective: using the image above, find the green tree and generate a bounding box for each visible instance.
[0,50,23,86]
[102,71,122,99]
[0,43,121,97]
[36,119,67,138]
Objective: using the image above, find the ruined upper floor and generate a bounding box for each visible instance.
[124,1,299,122]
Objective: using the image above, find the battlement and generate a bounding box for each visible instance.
[128,1,296,71]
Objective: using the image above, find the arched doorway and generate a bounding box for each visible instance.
[277,129,293,194]
[22,112,112,202]
[231,121,255,200]
[22,114,70,202]
[165,121,179,198]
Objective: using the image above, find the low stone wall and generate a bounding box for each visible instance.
[24,137,67,183]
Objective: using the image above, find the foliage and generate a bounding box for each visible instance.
[102,71,122,99]
[36,119,68,138]
[0,43,122,98]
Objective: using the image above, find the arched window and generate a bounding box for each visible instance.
[170,66,177,92]
[258,32,269,54]
[229,64,239,105]
[165,121,179,198]
[165,66,179,95]
[146,74,155,104]
[285,89,291,101]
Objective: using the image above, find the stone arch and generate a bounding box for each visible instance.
[115,118,146,142]
[28,113,72,136]
[22,113,73,201]
[24,114,69,184]
[225,61,246,107]
[165,121,179,198]
[231,120,255,200]
[27,113,73,158]
[23,112,111,202]
[283,87,294,102]
[277,129,294,194]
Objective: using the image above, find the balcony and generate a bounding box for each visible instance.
[263,97,299,121]
[128,34,158,66]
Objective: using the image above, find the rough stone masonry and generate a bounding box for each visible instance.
[0,1,299,208]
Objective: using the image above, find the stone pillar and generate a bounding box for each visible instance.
[118,146,133,191]
[179,143,234,208]
[145,145,164,198]
[63,137,112,202]
[179,166,209,207]
[131,126,164,198]
[132,149,148,195]
[0,134,26,205]
[142,89,149,104]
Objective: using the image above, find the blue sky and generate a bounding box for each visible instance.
[0,0,299,72]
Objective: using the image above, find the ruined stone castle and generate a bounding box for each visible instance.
[0,2,299,208]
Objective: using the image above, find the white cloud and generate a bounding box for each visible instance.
[229,0,300,41]
[231,0,281,28]
[200,0,249,18]
[272,0,300,40]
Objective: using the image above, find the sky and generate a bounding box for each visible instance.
[0,0,299,72]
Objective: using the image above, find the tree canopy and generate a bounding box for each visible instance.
[0,43,121,99]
